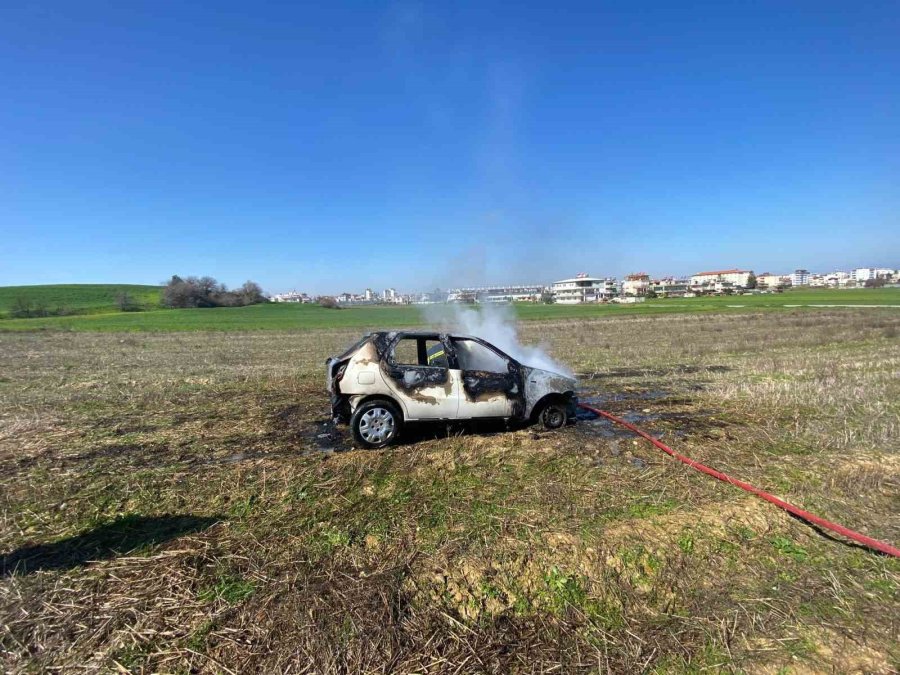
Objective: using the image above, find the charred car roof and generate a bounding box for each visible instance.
[358,331,517,361]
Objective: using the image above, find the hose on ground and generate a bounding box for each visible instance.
[577,403,900,558]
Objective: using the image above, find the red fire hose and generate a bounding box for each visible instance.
[578,403,900,558]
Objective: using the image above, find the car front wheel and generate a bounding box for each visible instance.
[351,399,403,448]
[538,401,568,430]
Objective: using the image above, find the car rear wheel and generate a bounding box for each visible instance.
[538,401,568,430]
[351,399,403,448]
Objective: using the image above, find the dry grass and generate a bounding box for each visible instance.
[0,310,898,673]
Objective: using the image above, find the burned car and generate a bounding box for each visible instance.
[326,331,577,448]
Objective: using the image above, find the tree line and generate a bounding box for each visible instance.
[162,276,266,308]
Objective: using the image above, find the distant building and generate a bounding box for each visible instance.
[622,273,651,297]
[690,269,754,290]
[853,267,897,284]
[446,289,478,303]
[651,277,691,296]
[417,288,447,304]
[447,284,545,303]
[756,273,787,289]
[789,269,810,286]
[271,291,311,303]
[851,268,873,283]
[551,273,617,304]
[364,288,374,301]
[824,271,851,287]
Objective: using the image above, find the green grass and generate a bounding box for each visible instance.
[0,284,163,317]
[0,286,896,331]
[197,574,256,604]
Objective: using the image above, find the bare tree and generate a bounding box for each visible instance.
[238,281,265,305]
[116,291,140,312]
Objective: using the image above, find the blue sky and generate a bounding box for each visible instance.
[2,1,898,294]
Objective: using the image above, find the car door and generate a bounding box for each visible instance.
[382,334,459,420]
[450,337,518,419]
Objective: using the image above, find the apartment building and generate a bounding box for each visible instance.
[789,269,810,286]
[690,269,754,289]
[756,273,786,289]
[651,277,691,296]
[551,274,617,304]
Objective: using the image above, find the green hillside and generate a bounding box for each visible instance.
[0,284,163,318]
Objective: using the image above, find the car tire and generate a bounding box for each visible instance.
[538,400,568,430]
[350,399,403,449]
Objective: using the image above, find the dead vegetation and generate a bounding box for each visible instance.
[0,310,898,672]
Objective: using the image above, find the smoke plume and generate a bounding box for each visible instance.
[420,303,573,377]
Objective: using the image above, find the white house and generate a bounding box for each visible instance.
[690,269,754,290]
[824,271,851,287]
[551,274,617,304]
[271,291,310,303]
[622,273,650,297]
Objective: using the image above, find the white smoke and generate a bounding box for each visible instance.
[421,303,573,377]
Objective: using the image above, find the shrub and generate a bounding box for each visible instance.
[7,297,69,318]
[319,296,341,309]
[116,291,141,312]
[9,296,35,318]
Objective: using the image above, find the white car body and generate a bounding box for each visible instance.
[326,331,577,428]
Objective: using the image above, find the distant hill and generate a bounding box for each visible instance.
[0,284,163,318]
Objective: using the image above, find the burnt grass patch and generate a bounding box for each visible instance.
[1,313,899,672]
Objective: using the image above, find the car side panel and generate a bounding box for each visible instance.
[339,339,460,421]
[456,369,515,418]
[334,342,396,410]
[381,370,459,420]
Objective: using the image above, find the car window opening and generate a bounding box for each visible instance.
[452,339,508,373]
[394,337,448,368]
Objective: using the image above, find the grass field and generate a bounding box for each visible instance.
[0,287,897,331]
[1,309,898,672]
[0,284,163,318]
